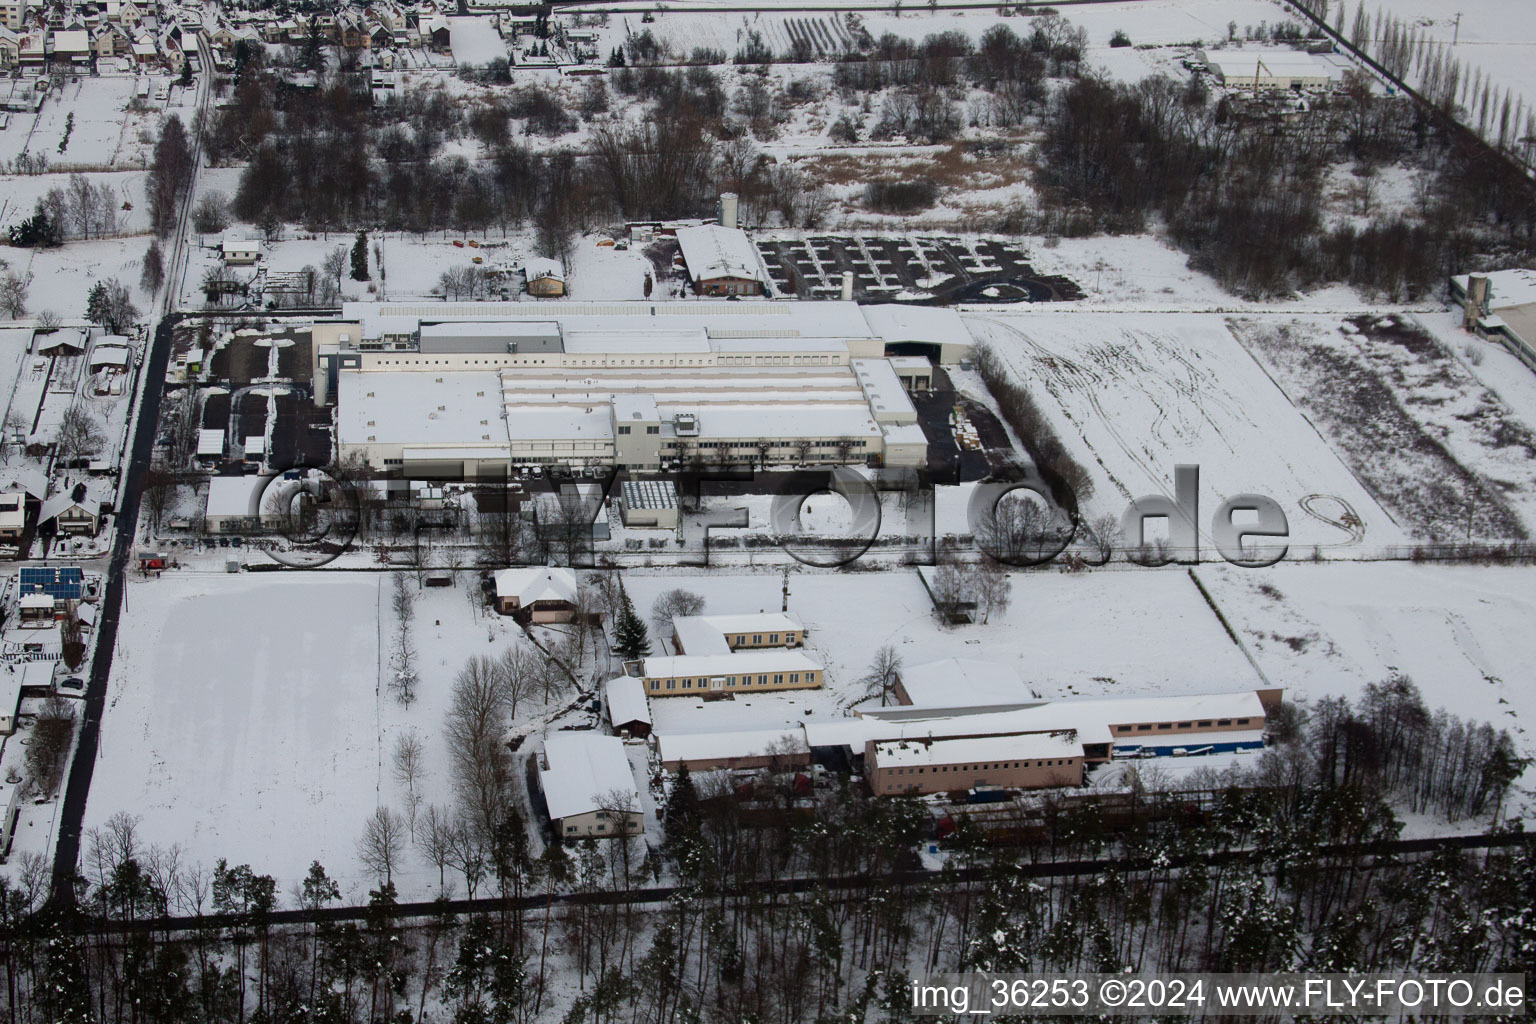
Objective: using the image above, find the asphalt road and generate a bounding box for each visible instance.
[49,313,180,907]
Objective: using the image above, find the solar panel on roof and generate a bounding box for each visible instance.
[19,566,83,600]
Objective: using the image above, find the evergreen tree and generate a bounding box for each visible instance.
[351,230,370,282]
[612,583,651,660]
[662,761,699,852]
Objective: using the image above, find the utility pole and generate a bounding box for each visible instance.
[1453,12,1461,46]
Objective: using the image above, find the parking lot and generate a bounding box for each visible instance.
[755,235,1083,304]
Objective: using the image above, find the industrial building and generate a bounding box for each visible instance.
[321,301,970,475]
[1202,47,1347,90]
[1451,268,1536,371]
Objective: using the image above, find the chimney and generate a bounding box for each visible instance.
[719,192,739,230]
[840,270,854,301]
[1464,274,1491,330]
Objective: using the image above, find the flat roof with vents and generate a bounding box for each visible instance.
[621,478,677,510]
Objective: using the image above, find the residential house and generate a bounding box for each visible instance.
[39,481,103,536]
[538,732,642,838]
[523,257,565,297]
[0,26,19,66]
[492,566,578,621]
[0,0,26,32]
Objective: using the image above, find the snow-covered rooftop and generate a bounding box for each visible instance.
[873,730,1084,768]
[539,732,639,821]
[204,475,260,518]
[494,566,577,606]
[674,224,768,284]
[337,370,507,448]
[1453,268,1536,311]
[640,649,821,680]
[657,726,806,766]
[604,675,651,729]
[898,658,1034,710]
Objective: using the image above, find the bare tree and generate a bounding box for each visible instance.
[416,804,455,891]
[859,643,903,706]
[357,806,407,885]
[54,403,105,462]
[391,571,418,705]
[142,468,175,534]
[974,557,1013,624]
[651,588,705,634]
[0,270,29,319]
[929,556,971,626]
[392,731,425,830]
[323,245,348,295]
[445,655,514,843]
[498,640,540,718]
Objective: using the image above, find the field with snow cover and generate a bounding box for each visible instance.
[83,571,571,900]
[963,311,1407,554]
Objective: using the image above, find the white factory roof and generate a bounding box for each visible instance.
[657,726,807,766]
[604,675,651,728]
[881,422,928,445]
[899,658,1032,710]
[341,299,881,342]
[851,358,917,421]
[1453,268,1536,310]
[503,406,613,441]
[494,566,577,606]
[662,403,882,441]
[564,328,711,354]
[640,649,821,679]
[674,224,767,284]
[540,732,639,821]
[860,304,970,346]
[419,321,559,340]
[612,393,659,423]
[337,370,507,447]
[872,730,1084,768]
[1207,48,1339,80]
[204,475,260,518]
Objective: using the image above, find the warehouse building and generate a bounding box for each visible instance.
[1202,47,1347,90]
[320,301,981,474]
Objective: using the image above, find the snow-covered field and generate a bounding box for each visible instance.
[10,237,152,321]
[0,171,150,235]
[82,571,556,900]
[1200,560,1536,801]
[964,311,1407,552]
[449,15,510,65]
[1230,314,1536,542]
[1371,0,1536,134]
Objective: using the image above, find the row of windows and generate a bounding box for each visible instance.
[888,758,1074,776]
[730,633,791,645]
[647,671,814,690]
[617,425,662,435]
[1114,717,1250,734]
[663,439,870,451]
